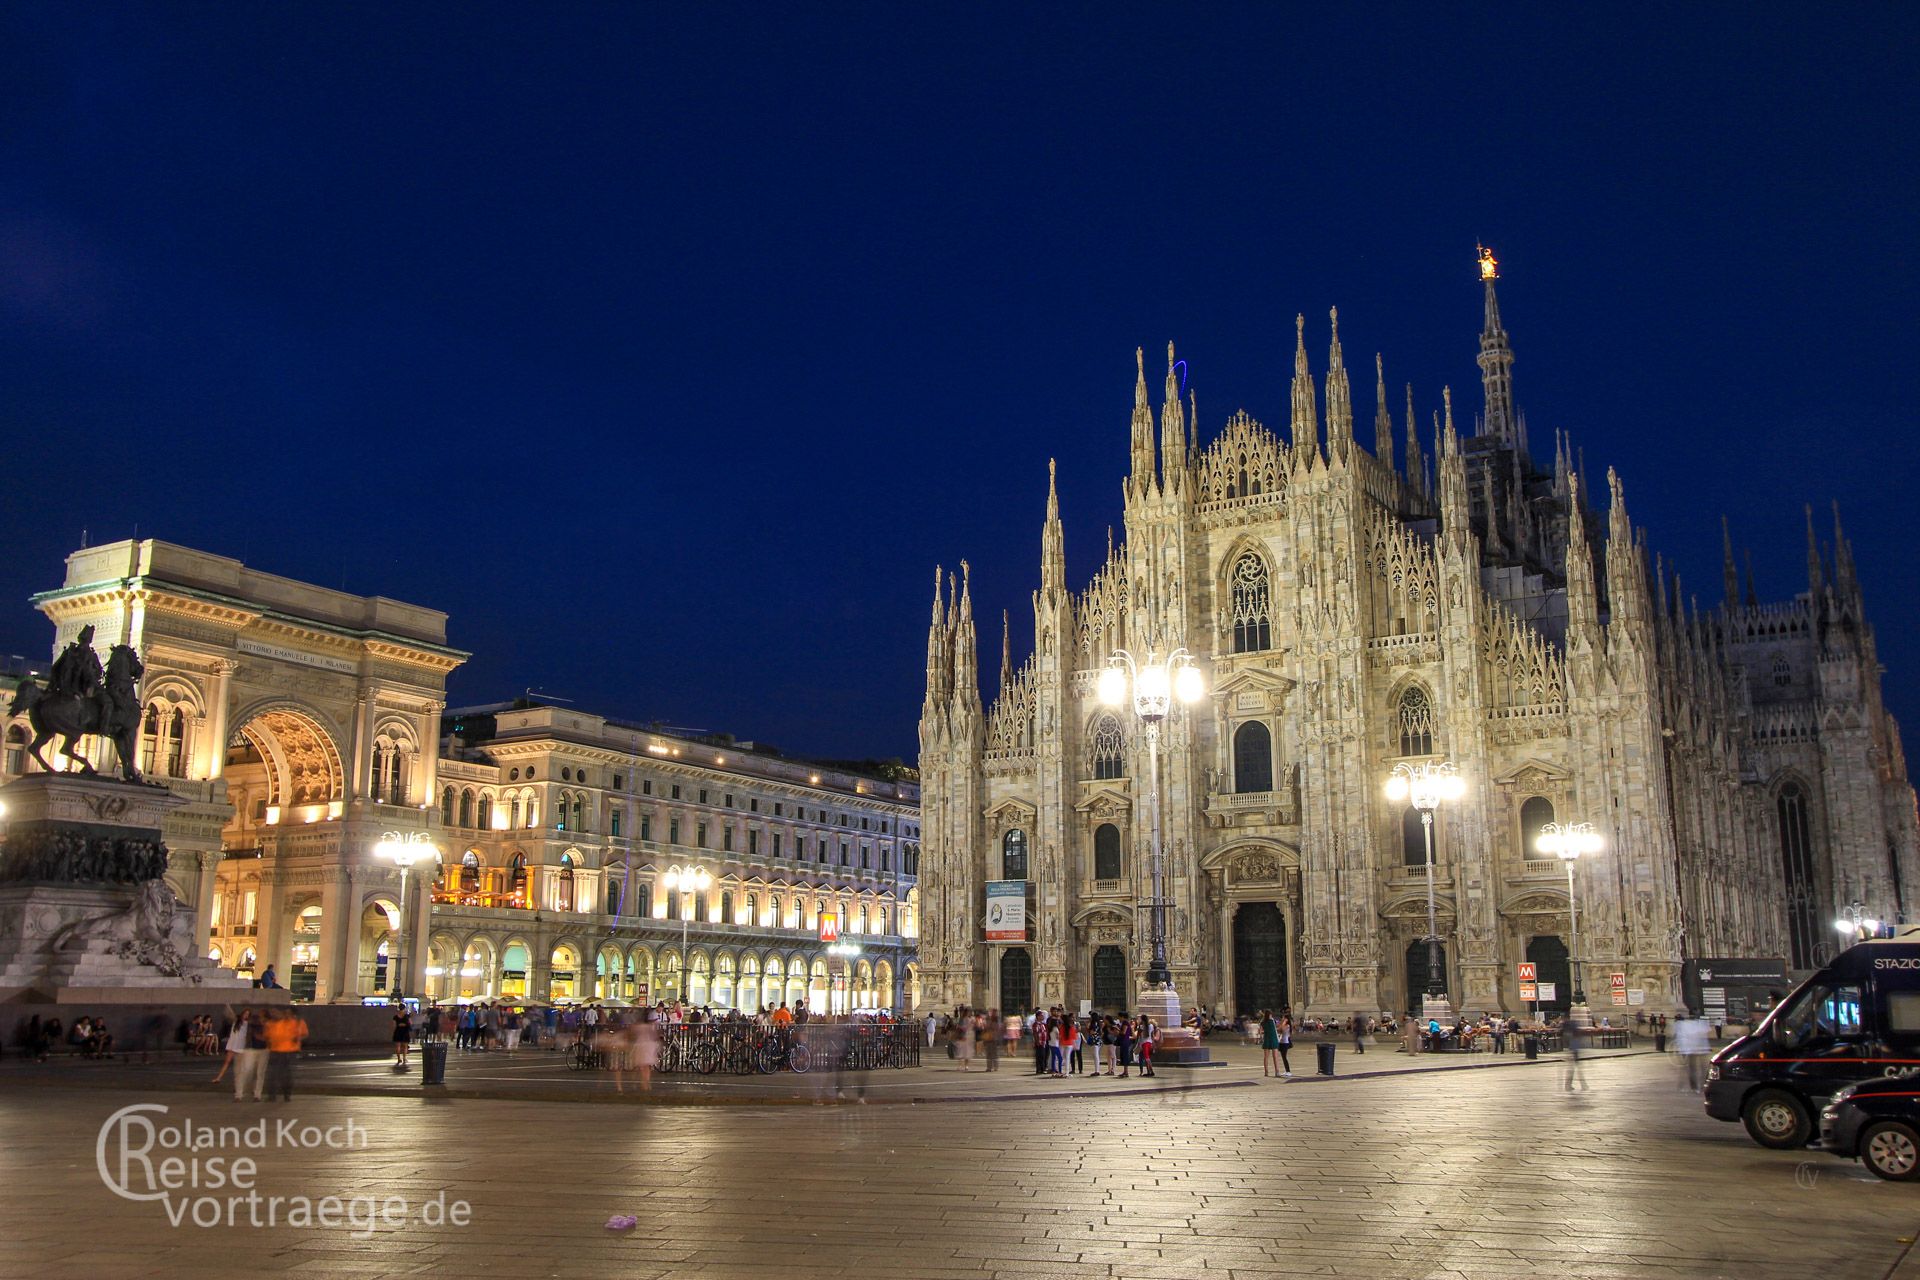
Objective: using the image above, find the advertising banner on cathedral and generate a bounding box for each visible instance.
[985,880,1026,942]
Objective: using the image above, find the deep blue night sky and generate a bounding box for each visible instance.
[1,6,1913,762]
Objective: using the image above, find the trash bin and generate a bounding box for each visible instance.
[421,1039,449,1086]
[1316,1041,1336,1076]
[1523,1035,1539,1061]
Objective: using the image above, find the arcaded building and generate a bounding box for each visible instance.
[2,539,919,1010]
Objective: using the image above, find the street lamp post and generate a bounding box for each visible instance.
[375,831,437,1004]
[1535,821,1604,1014]
[663,863,710,1003]
[1098,646,1206,1037]
[1834,900,1881,947]
[1384,761,1466,1021]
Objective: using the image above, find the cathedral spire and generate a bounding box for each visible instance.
[998,608,1011,695]
[1324,307,1352,461]
[1129,347,1157,499]
[952,560,978,703]
[1040,458,1067,598]
[1373,353,1395,470]
[1290,313,1320,462]
[1481,467,1505,558]
[1403,383,1426,498]
[1721,516,1740,611]
[1833,500,1859,597]
[1159,341,1187,492]
[1565,474,1600,645]
[1805,502,1824,598]
[1605,467,1647,628]
[1437,388,1472,550]
[923,565,949,716]
[1476,243,1517,446]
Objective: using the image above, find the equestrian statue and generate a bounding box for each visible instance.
[6,625,147,783]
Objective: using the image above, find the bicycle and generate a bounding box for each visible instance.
[754,1032,811,1074]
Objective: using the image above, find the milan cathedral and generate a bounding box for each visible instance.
[916,250,1919,1021]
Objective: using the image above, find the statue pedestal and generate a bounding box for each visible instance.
[1136,985,1216,1066]
[0,773,251,1003]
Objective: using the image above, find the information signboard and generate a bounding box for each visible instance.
[985,880,1026,942]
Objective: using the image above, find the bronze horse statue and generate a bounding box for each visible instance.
[7,644,146,783]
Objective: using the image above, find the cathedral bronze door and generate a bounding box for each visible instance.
[1233,902,1287,1016]
[1091,945,1127,1011]
[999,948,1032,1012]
[1525,935,1571,1012]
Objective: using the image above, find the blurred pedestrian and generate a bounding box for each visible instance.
[1674,1010,1710,1091]
[1260,1010,1281,1077]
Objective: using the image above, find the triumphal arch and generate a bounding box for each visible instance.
[27,540,465,1001]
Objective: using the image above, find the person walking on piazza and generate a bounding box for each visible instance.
[1674,1009,1711,1091]
[1087,1012,1106,1077]
[1260,1010,1282,1077]
[264,1007,309,1102]
[925,1009,937,1048]
[233,1010,269,1101]
[392,1006,412,1068]
[1352,1012,1369,1055]
[983,1010,1002,1072]
[1562,1012,1588,1093]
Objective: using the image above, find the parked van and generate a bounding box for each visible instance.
[1705,936,1920,1148]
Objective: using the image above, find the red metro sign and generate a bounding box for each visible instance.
[818,913,840,943]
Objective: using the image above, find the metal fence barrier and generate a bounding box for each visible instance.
[566,1022,922,1075]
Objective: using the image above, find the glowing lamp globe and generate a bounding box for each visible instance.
[1138,664,1170,702]
[1097,666,1127,706]
[1384,775,1410,803]
[1440,773,1467,802]
[1173,664,1205,704]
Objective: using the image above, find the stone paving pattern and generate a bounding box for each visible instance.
[1,1053,1915,1279]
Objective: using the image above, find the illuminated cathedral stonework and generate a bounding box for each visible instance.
[917,255,1920,1019]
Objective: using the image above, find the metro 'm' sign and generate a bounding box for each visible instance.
[818,913,840,942]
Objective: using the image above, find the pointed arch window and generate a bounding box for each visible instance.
[458,790,474,829]
[1402,806,1428,868]
[477,793,493,831]
[1090,715,1126,780]
[1396,686,1435,757]
[1093,823,1122,880]
[555,791,570,832]
[1002,829,1029,880]
[1520,796,1555,859]
[557,853,576,912]
[441,786,455,826]
[1230,552,1273,653]
[1779,784,1819,968]
[572,795,587,833]
[1233,721,1274,793]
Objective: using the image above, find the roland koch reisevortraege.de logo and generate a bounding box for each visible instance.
[96,1103,470,1234]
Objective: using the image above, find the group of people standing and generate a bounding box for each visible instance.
[211,1006,310,1101]
[934,1007,1161,1078]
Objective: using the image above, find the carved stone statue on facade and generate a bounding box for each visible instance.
[7,630,147,782]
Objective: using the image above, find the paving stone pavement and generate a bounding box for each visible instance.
[1,1052,1913,1280]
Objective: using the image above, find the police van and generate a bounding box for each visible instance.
[1704,935,1920,1148]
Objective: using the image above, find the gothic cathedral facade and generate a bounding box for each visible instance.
[916,253,1920,1021]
